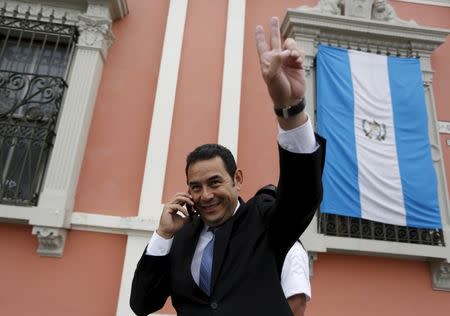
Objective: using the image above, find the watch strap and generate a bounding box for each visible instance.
[274,98,306,119]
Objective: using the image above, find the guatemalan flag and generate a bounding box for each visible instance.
[316,45,441,229]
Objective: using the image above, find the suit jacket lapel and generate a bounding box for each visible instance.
[210,199,246,292]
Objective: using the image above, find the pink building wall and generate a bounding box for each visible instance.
[75,0,170,217]
[0,0,449,315]
[0,223,127,315]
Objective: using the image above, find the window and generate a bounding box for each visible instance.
[0,14,77,205]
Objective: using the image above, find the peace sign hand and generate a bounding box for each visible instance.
[255,17,306,109]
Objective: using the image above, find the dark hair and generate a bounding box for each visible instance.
[185,144,237,181]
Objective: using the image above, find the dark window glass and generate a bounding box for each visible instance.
[0,16,77,205]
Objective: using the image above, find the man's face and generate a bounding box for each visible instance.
[187,156,242,227]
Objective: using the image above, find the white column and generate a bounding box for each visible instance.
[116,234,152,316]
[116,1,189,315]
[30,5,114,255]
[138,0,188,220]
[217,0,246,158]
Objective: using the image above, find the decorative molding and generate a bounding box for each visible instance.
[71,211,159,235]
[95,0,129,20]
[431,144,442,162]
[438,121,450,134]
[0,205,32,222]
[78,14,114,60]
[29,47,105,229]
[0,0,80,24]
[86,2,112,20]
[299,0,417,24]
[431,261,450,291]
[282,10,449,51]
[31,226,67,257]
[26,3,117,253]
[0,0,128,21]
[397,0,450,8]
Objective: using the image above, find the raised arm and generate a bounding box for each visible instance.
[255,17,307,130]
[255,17,325,269]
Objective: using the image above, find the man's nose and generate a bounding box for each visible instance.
[201,187,213,200]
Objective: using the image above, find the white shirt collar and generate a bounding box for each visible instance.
[202,200,241,232]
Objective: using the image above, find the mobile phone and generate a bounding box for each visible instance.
[186,203,197,220]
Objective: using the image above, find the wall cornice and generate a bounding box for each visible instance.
[282,9,450,51]
[396,0,450,7]
[0,0,128,22]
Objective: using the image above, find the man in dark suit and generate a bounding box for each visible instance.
[130,17,325,316]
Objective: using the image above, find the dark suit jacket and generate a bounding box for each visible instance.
[130,138,325,316]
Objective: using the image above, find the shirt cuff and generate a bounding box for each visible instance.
[278,113,318,154]
[145,231,173,256]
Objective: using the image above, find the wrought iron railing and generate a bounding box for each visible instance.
[0,70,66,205]
[318,213,445,246]
[0,10,77,206]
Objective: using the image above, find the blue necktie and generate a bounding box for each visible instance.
[199,227,217,296]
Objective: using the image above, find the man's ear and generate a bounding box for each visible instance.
[234,169,243,191]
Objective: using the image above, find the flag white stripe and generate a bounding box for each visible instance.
[349,50,407,226]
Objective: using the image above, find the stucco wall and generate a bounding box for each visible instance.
[0,223,127,315]
[0,0,449,315]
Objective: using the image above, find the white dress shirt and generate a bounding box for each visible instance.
[146,115,317,290]
[281,241,311,300]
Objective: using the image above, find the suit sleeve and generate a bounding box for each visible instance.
[267,134,326,272]
[129,251,171,316]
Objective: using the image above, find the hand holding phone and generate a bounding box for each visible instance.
[186,202,198,220]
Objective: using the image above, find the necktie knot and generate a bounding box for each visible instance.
[208,227,218,234]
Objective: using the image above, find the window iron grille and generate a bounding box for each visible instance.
[0,12,77,206]
[318,213,445,246]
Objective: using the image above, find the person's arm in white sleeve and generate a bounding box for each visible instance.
[145,231,173,256]
[281,241,311,316]
[278,114,318,154]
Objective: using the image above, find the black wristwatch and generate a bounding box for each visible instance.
[274,98,306,119]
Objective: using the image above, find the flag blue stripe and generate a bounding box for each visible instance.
[388,57,442,228]
[317,45,361,218]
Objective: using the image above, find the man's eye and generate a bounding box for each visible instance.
[190,186,200,192]
[211,180,221,186]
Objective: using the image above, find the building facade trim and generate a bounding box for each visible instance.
[0,0,128,21]
[119,1,189,315]
[31,226,67,257]
[217,0,246,158]
[438,121,450,134]
[137,0,188,220]
[431,261,450,291]
[0,0,128,257]
[398,0,450,7]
